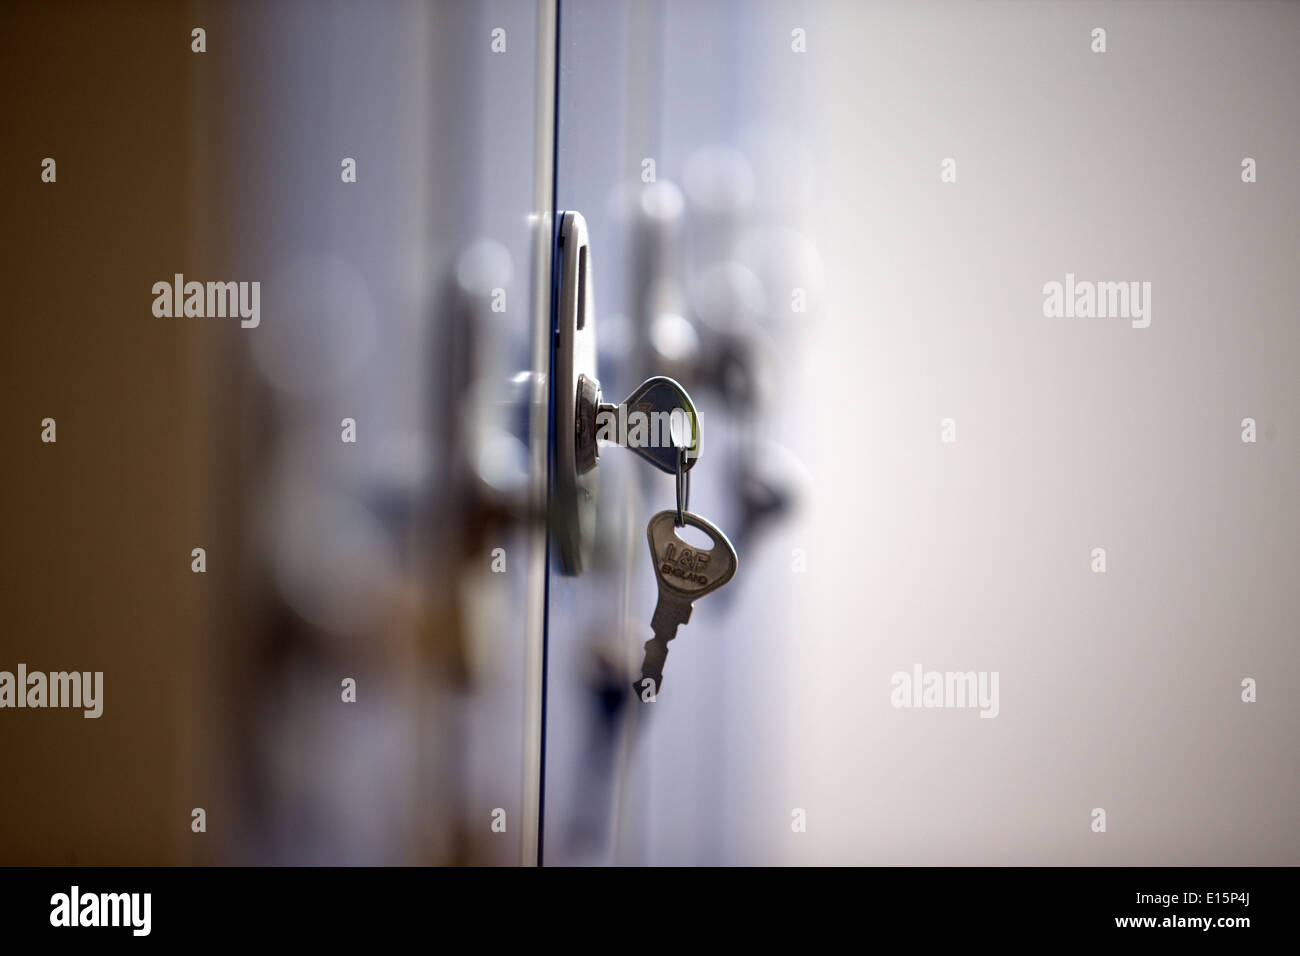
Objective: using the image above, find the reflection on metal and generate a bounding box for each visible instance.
[552,210,599,576]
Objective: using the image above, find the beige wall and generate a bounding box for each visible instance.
[786,0,1300,863]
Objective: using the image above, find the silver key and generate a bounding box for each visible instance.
[636,510,739,699]
[578,375,702,477]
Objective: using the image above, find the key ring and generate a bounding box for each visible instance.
[675,446,690,527]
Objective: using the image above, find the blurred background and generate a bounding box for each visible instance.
[2,0,1297,866]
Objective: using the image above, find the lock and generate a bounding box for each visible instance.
[553,211,702,576]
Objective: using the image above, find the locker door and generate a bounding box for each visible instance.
[539,0,815,865]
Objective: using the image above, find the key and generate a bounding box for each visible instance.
[614,377,700,475]
[636,510,738,699]
[579,375,701,476]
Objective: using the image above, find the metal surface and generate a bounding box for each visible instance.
[675,447,690,526]
[553,210,599,575]
[605,376,700,476]
[637,509,739,695]
[575,373,601,475]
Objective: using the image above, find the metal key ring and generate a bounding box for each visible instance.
[675,447,690,526]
